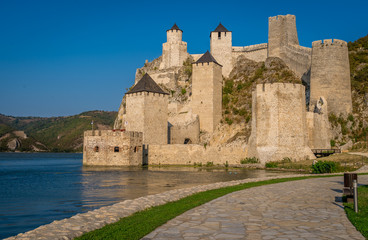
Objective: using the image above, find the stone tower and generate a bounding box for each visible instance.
[247,83,315,163]
[309,39,352,115]
[191,51,222,133]
[125,74,169,144]
[268,14,299,58]
[210,23,232,77]
[160,24,189,69]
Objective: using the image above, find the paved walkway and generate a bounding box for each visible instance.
[143,175,367,240]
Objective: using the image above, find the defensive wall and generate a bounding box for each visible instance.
[309,39,352,115]
[232,43,268,63]
[247,83,315,163]
[306,96,331,149]
[148,144,246,165]
[83,130,143,166]
[169,115,200,144]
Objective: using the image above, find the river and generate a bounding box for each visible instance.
[0,152,290,239]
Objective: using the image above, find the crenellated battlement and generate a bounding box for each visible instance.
[312,39,347,48]
[84,130,143,138]
[269,14,296,22]
[126,91,168,98]
[256,83,305,96]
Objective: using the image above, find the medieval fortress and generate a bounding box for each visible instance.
[83,14,352,166]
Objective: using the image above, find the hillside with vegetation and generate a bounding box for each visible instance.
[0,111,116,152]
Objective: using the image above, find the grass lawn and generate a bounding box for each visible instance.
[265,153,368,172]
[344,184,368,239]
[76,175,345,240]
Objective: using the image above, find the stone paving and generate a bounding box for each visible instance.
[5,172,367,240]
[143,175,368,240]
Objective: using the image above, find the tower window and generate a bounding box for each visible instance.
[94,146,99,152]
[218,32,221,39]
[114,146,119,152]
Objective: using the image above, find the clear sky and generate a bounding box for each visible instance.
[0,0,367,117]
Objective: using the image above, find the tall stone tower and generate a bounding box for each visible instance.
[125,74,169,144]
[268,14,299,58]
[160,24,189,69]
[191,51,222,133]
[309,39,352,115]
[210,23,232,77]
[247,83,315,164]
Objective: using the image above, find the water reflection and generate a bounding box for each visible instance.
[80,165,288,210]
[0,153,295,239]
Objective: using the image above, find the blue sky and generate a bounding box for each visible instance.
[0,0,367,117]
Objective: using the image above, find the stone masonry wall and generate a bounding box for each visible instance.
[148,144,246,165]
[125,92,168,145]
[210,31,232,77]
[83,130,142,166]
[268,14,299,58]
[192,62,222,133]
[160,29,189,69]
[309,39,352,115]
[268,14,311,78]
[247,83,315,163]
[232,43,268,63]
[170,117,200,144]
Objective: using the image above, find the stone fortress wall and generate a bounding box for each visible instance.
[309,39,352,116]
[125,91,168,145]
[268,14,311,78]
[148,144,246,165]
[247,83,315,163]
[83,130,143,166]
[232,43,268,63]
[306,97,332,149]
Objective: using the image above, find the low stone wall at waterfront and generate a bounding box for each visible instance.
[148,144,247,166]
[6,173,345,240]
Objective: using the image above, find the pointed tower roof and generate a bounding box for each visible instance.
[127,74,169,95]
[195,51,222,66]
[167,23,183,32]
[212,23,230,32]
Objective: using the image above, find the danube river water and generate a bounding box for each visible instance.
[0,153,290,239]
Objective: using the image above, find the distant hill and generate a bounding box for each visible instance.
[0,111,117,152]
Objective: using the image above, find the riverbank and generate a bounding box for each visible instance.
[6,171,368,240]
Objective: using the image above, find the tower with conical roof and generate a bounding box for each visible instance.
[210,23,232,77]
[160,23,189,69]
[191,51,223,133]
[125,74,169,144]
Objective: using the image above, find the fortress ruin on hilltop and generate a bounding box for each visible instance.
[83,14,352,166]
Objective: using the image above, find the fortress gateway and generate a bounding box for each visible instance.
[83,14,352,165]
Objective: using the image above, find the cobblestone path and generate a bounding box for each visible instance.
[144,176,367,240]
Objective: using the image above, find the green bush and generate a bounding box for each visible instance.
[265,162,278,168]
[311,161,339,174]
[222,94,230,106]
[181,88,187,95]
[205,161,214,167]
[225,117,233,125]
[330,139,336,147]
[223,80,234,94]
[240,157,259,164]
